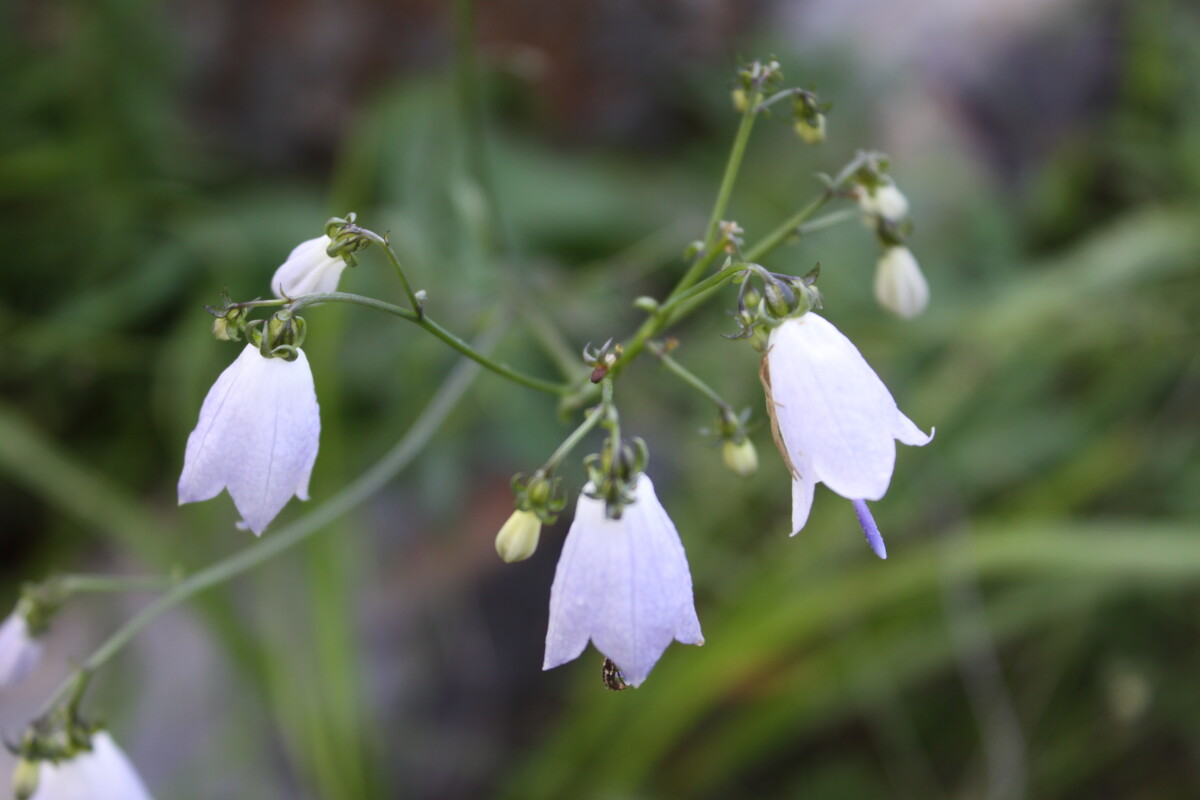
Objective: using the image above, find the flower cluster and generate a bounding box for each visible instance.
[4,56,940,799]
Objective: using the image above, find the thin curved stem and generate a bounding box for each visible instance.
[354,229,423,313]
[606,258,743,382]
[542,404,605,473]
[290,291,566,396]
[58,574,177,594]
[36,325,499,720]
[649,343,732,414]
[744,153,869,263]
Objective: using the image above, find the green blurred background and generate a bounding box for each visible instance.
[2,0,1199,797]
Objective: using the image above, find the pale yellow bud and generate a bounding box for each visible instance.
[495,509,542,563]
[722,438,758,478]
[731,88,748,113]
[12,758,40,800]
[874,246,929,319]
[793,114,826,145]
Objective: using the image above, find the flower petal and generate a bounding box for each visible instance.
[35,732,154,800]
[0,613,42,689]
[874,246,929,319]
[767,314,901,501]
[790,473,816,536]
[178,345,320,535]
[544,475,702,687]
[271,236,346,298]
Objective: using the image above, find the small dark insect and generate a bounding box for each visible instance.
[602,658,630,691]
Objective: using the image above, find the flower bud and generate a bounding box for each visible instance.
[731,88,748,113]
[262,310,307,359]
[12,758,39,800]
[874,246,929,319]
[856,182,909,224]
[495,509,542,563]
[793,113,826,145]
[722,438,758,477]
[763,279,797,319]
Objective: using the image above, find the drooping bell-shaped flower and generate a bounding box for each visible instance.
[763,313,931,557]
[874,246,929,319]
[544,474,703,687]
[0,612,42,689]
[271,236,346,298]
[29,732,154,800]
[178,343,320,535]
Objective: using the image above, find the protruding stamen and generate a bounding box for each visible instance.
[852,499,887,560]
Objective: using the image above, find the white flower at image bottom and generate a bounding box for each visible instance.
[178,344,320,535]
[544,474,703,687]
[764,313,932,557]
[32,733,153,800]
[0,612,42,689]
[271,235,347,298]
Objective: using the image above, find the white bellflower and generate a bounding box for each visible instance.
[271,236,346,298]
[763,313,931,557]
[31,732,153,800]
[544,474,703,687]
[178,344,320,535]
[0,612,42,689]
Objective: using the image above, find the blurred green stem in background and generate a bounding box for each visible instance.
[56,573,177,594]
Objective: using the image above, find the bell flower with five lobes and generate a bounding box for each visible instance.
[178,343,321,536]
[544,474,703,687]
[763,312,932,558]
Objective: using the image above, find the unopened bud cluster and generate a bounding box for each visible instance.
[792,89,829,145]
[852,156,929,319]
[727,263,822,348]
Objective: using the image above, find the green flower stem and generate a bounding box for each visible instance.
[354,229,424,314]
[290,291,566,396]
[36,325,497,720]
[744,153,869,262]
[542,404,605,473]
[228,297,288,311]
[675,93,762,296]
[754,88,803,113]
[648,343,732,413]
[605,258,742,383]
[58,573,177,594]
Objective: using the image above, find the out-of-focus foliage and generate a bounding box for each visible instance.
[2,0,1199,798]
